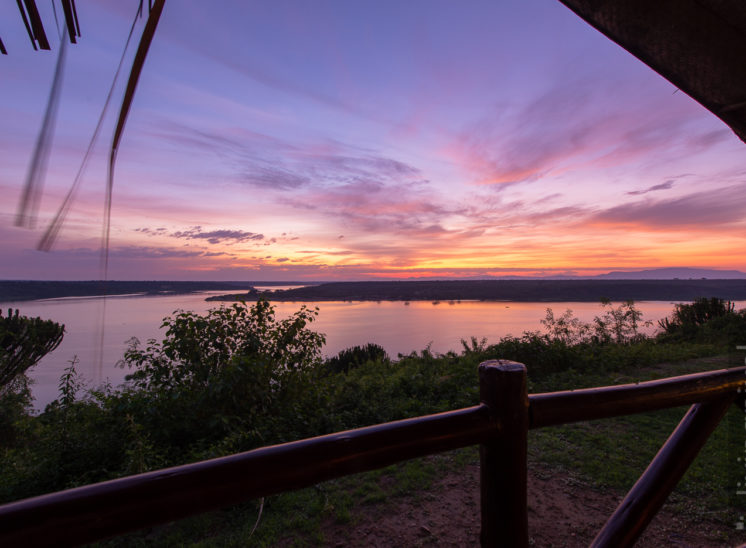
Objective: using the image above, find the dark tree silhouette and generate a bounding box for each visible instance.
[0,309,64,390]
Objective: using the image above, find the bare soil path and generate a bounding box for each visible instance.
[317,463,741,547]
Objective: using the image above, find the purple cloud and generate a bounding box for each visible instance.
[280,178,468,235]
[134,227,168,236]
[150,122,424,194]
[240,165,311,190]
[110,246,216,259]
[170,227,264,245]
[626,180,675,196]
[594,184,746,228]
[455,78,716,186]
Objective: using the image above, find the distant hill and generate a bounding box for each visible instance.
[594,268,746,280]
[395,267,746,281]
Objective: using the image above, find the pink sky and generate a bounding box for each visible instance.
[1,1,745,281]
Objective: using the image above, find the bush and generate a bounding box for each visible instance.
[120,299,325,391]
[324,343,389,375]
[539,300,651,346]
[657,297,746,345]
[659,297,735,332]
[112,299,326,456]
[591,299,651,344]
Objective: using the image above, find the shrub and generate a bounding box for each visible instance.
[657,297,746,345]
[591,299,651,344]
[487,333,581,377]
[540,308,590,345]
[324,343,389,375]
[112,299,326,456]
[119,299,325,392]
[659,297,735,332]
[539,300,651,346]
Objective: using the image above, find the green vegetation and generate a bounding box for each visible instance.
[657,297,746,345]
[0,309,64,445]
[1,308,65,389]
[0,298,745,545]
[323,343,389,375]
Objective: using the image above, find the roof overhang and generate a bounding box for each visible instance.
[560,0,746,144]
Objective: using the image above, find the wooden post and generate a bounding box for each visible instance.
[479,360,529,547]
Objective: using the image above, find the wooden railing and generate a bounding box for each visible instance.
[0,361,743,547]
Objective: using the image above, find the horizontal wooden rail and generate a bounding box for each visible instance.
[0,405,493,547]
[530,366,746,429]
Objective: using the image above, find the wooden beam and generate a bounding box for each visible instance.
[61,0,80,44]
[592,395,735,546]
[23,0,50,50]
[16,0,37,51]
[530,366,746,428]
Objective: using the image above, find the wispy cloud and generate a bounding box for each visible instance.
[450,78,718,187]
[240,165,310,190]
[111,245,224,260]
[150,121,424,193]
[170,226,264,245]
[592,184,746,228]
[134,227,168,235]
[281,177,468,236]
[134,225,266,245]
[626,180,675,196]
[686,129,731,149]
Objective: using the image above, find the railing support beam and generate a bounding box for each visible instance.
[479,360,529,547]
[592,395,735,547]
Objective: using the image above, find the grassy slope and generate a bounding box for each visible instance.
[529,355,744,522]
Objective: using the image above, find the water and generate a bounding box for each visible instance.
[4,294,741,410]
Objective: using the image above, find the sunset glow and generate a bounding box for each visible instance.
[1,1,745,281]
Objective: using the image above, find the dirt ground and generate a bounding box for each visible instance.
[317,463,744,547]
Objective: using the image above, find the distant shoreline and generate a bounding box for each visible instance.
[0,280,258,303]
[3,279,746,304]
[206,279,746,303]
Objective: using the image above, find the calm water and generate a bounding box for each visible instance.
[5,293,742,409]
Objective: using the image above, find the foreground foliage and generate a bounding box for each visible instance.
[0,298,744,544]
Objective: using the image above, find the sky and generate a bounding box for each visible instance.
[1,1,745,281]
